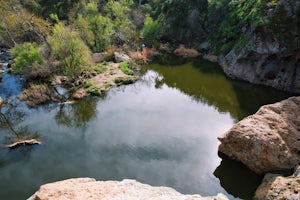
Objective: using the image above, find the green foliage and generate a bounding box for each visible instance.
[140,15,163,47]
[104,0,136,43]
[91,63,108,74]
[82,80,92,88]
[47,22,91,78]
[87,87,101,96]
[88,15,114,52]
[114,77,135,85]
[74,14,95,47]
[49,13,59,23]
[119,61,134,75]
[150,0,208,42]
[210,0,273,53]
[11,42,43,73]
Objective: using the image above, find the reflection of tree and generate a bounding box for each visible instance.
[0,98,40,147]
[55,97,98,127]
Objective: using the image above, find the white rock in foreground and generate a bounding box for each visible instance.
[28,178,228,200]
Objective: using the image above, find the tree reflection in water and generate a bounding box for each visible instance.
[0,98,40,147]
[55,97,98,127]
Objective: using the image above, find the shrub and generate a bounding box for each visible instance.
[82,80,92,88]
[119,61,134,75]
[140,15,163,47]
[19,84,54,107]
[86,87,101,96]
[11,42,43,74]
[47,22,91,78]
[114,77,135,85]
[88,15,114,52]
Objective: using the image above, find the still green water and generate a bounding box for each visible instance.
[0,55,291,200]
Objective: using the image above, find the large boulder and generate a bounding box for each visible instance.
[114,52,132,63]
[218,96,300,174]
[254,166,300,200]
[27,178,228,200]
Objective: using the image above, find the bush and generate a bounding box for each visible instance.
[91,64,108,74]
[82,80,92,88]
[88,15,114,52]
[11,42,43,74]
[47,23,91,78]
[119,61,134,75]
[114,77,135,85]
[86,87,101,96]
[140,15,163,47]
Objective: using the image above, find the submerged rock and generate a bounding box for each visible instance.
[254,166,300,200]
[28,178,228,200]
[218,96,300,174]
[5,139,41,148]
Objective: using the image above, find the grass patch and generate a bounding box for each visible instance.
[82,80,92,88]
[91,63,108,74]
[114,77,135,86]
[119,61,134,75]
[86,87,101,96]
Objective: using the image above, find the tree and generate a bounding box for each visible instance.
[140,15,162,47]
[47,23,91,78]
[11,42,43,73]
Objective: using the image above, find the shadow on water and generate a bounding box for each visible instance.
[214,153,264,200]
[148,54,292,121]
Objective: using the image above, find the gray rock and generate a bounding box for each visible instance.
[114,52,133,63]
[198,42,211,51]
[218,96,300,174]
[28,178,229,200]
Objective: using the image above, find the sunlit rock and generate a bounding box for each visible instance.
[254,166,300,200]
[218,96,300,174]
[28,178,228,200]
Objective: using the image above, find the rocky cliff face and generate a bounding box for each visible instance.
[218,96,300,174]
[27,178,228,200]
[218,0,300,94]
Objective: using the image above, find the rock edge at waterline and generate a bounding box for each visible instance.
[218,96,300,174]
[254,165,300,200]
[27,178,228,200]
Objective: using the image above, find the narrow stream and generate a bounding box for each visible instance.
[0,54,291,200]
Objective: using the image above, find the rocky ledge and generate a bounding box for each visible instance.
[218,96,300,174]
[254,165,300,200]
[28,178,228,200]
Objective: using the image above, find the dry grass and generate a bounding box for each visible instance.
[174,45,199,57]
[129,48,158,64]
[26,62,51,80]
[19,84,57,107]
[105,45,118,61]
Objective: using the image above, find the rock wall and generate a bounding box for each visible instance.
[27,178,228,200]
[218,96,300,174]
[219,45,300,94]
[218,0,300,94]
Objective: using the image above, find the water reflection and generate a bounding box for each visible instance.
[148,55,291,121]
[0,55,293,200]
[55,97,98,127]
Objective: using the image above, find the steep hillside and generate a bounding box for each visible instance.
[209,0,300,93]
